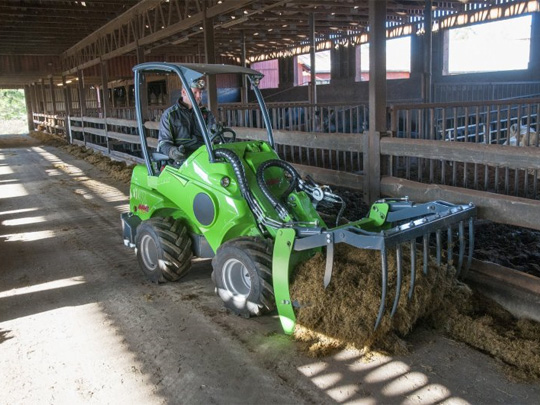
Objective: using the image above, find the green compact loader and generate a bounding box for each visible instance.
[121,62,476,334]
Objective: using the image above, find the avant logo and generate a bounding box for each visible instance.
[136,204,149,212]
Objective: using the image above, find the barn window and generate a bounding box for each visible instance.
[356,36,411,81]
[251,59,279,89]
[444,15,532,75]
[294,50,331,86]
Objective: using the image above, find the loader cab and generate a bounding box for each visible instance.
[132,62,275,177]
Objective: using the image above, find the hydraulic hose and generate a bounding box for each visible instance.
[214,148,271,227]
[256,159,300,221]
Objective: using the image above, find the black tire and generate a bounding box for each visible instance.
[211,237,275,317]
[135,217,193,283]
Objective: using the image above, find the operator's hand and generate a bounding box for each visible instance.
[168,145,186,161]
[209,122,223,134]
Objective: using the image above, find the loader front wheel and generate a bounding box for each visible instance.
[211,237,275,317]
[135,217,193,283]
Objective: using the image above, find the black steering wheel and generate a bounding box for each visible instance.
[209,123,237,144]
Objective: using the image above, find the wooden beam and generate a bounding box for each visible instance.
[309,13,317,105]
[24,86,34,132]
[293,163,364,191]
[203,7,217,116]
[365,0,387,203]
[231,127,363,151]
[49,77,57,115]
[77,70,86,117]
[381,137,540,170]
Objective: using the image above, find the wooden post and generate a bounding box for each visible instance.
[77,70,87,145]
[49,77,57,133]
[77,70,86,117]
[31,83,38,117]
[241,30,249,104]
[203,8,217,116]
[40,78,47,113]
[309,13,317,104]
[309,13,317,131]
[63,76,72,117]
[49,76,57,115]
[423,0,433,104]
[530,12,540,77]
[364,0,387,204]
[24,86,34,133]
[62,76,72,142]
[100,59,111,153]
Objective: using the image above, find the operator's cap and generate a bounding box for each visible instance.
[190,78,205,90]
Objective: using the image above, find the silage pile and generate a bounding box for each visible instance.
[30,131,133,183]
[290,244,540,381]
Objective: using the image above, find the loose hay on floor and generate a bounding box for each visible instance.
[30,131,134,183]
[290,244,540,382]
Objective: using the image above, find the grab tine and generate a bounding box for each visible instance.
[447,226,453,271]
[408,240,416,300]
[323,236,334,288]
[456,221,465,277]
[390,244,403,318]
[436,229,442,268]
[375,249,388,330]
[423,234,429,275]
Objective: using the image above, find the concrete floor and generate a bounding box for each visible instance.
[1,133,539,404]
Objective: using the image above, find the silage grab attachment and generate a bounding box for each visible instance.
[272,198,477,334]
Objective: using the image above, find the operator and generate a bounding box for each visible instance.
[157,78,216,163]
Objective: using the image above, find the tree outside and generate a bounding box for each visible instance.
[0,89,28,134]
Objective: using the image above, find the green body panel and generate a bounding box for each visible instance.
[128,140,325,254]
[368,202,391,228]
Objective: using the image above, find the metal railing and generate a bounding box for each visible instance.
[218,102,368,134]
[388,98,539,199]
[434,81,540,103]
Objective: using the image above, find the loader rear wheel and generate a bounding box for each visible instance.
[211,237,275,317]
[135,217,193,283]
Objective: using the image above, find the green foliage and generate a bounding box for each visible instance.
[0,89,27,120]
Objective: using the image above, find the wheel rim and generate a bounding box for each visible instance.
[222,258,251,298]
[140,234,159,271]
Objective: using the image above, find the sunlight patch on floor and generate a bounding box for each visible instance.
[0,276,86,298]
[0,183,28,199]
[2,215,47,226]
[0,207,39,217]
[1,229,57,242]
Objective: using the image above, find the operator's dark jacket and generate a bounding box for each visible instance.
[157,99,215,156]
